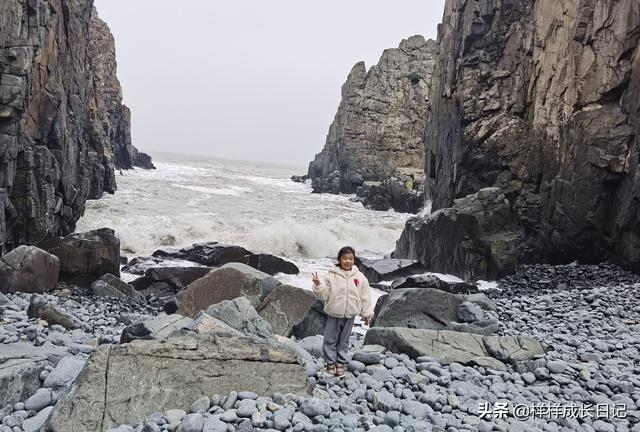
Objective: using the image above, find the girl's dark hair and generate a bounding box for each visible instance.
[335,246,361,267]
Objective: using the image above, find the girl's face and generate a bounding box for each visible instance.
[339,252,355,270]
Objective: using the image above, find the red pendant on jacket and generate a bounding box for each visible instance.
[354,278,359,286]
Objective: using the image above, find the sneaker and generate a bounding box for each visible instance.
[325,363,336,376]
[335,363,347,378]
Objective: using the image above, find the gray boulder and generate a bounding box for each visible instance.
[258,285,318,336]
[365,327,545,365]
[372,288,498,335]
[359,258,425,283]
[27,295,92,332]
[90,274,145,303]
[44,333,310,431]
[204,297,274,340]
[275,335,313,365]
[291,300,328,339]
[24,387,54,411]
[176,263,281,317]
[40,228,120,284]
[0,246,59,294]
[296,335,324,359]
[120,314,193,343]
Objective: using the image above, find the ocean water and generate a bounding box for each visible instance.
[76,152,414,294]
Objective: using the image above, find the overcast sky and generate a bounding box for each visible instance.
[94,1,446,166]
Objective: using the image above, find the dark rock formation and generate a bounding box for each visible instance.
[308,36,435,194]
[391,273,478,294]
[394,187,522,280]
[0,246,59,293]
[290,300,328,339]
[0,1,152,254]
[130,266,212,292]
[150,242,299,275]
[39,227,120,284]
[396,0,640,276]
[354,172,425,213]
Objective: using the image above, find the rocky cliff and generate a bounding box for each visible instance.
[307,35,435,198]
[395,0,640,276]
[0,0,152,254]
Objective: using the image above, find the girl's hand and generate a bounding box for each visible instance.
[311,272,321,287]
[362,317,371,326]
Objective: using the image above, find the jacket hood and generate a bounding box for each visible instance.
[328,265,360,277]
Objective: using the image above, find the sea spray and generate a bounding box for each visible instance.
[77,152,412,260]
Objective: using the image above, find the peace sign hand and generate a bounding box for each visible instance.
[311,272,321,287]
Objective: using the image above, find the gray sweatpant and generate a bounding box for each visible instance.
[323,316,355,364]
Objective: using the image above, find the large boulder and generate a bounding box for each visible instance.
[0,343,67,408]
[204,297,275,340]
[130,266,212,291]
[27,295,92,332]
[0,246,59,294]
[365,327,546,366]
[134,152,155,169]
[291,300,328,339]
[391,274,478,294]
[89,274,145,303]
[44,333,310,431]
[258,285,318,337]
[359,258,425,283]
[40,228,120,284]
[394,188,522,281]
[176,263,281,317]
[153,243,251,266]
[242,253,299,275]
[153,242,300,275]
[372,288,498,335]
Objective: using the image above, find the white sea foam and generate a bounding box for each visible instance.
[77,152,415,294]
[171,184,252,196]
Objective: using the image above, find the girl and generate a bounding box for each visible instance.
[311,246,374,378]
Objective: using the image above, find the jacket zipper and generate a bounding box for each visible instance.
[344,272,348,318]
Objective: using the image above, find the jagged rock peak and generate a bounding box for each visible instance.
[307,35,435,195]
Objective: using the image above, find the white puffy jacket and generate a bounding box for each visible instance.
[312,265,374,319]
